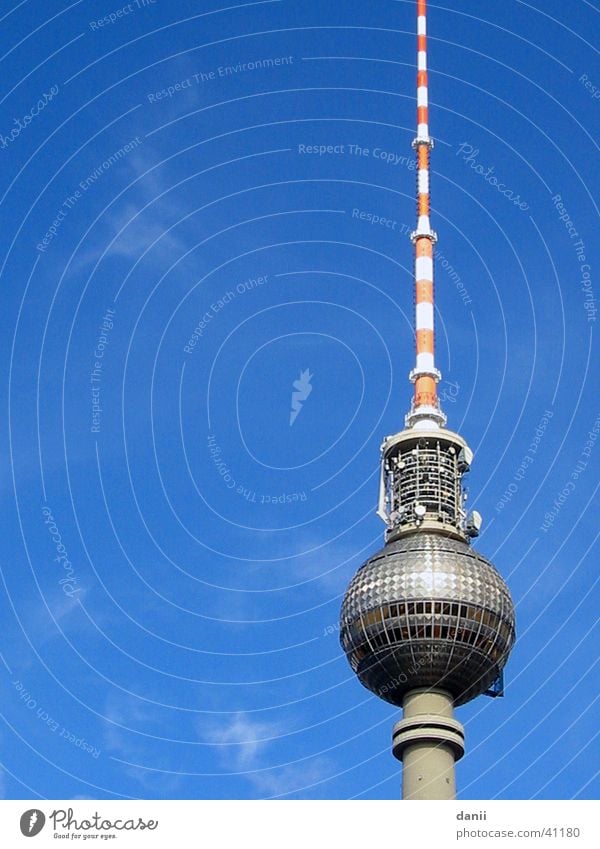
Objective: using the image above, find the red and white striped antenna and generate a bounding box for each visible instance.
[406,0,446,430]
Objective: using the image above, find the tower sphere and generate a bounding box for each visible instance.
[340,533,515,707]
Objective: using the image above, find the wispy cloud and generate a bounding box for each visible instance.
[4,584,89,675]
[66,144,190,275]
[202,711,334,798]
[282,537,365,596]
[102,693,184,796]
[203,710,285,771]
[249,757,333,798]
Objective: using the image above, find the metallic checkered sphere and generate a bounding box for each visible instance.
[340,533,515,706]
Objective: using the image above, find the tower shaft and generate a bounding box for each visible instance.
[393,689,465,800]
[394,1,465,801]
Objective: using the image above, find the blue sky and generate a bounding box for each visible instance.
[0,0,598,800]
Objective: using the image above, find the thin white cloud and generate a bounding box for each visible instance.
[202,711,334,798]
[249,757,334,798]
[203,710,285,771]
[101,693,184,796]
[66,143,190,274]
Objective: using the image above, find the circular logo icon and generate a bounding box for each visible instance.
[20,810,45,837]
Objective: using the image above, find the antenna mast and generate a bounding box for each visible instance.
[407,0,445,430]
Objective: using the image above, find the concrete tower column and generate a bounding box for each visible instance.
[392,689,465,799]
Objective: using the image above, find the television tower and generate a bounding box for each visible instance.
[339,0,516,800]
